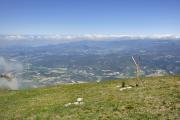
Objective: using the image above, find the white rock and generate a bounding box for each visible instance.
[120,86,132,91]
[73,102,79,105]
[97,80,101,83]
[120,88,126,91]
[64,103,72,107]
[65,98,84,106]
[79,102,84,105]
[77,98,83,102]
[74,101,84,105]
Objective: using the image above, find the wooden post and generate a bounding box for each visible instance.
[122,82,125,88]
[132,56,141,86]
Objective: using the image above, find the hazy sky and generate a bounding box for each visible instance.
[0,0,179,35]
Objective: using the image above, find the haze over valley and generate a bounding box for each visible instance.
[0,35,180,89]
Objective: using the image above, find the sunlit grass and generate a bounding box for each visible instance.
[0,75,179,119]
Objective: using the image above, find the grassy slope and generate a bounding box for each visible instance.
[0,76,179,120]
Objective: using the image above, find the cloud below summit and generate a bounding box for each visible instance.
[1,34,180,41]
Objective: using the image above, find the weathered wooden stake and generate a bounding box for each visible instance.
[132,56,141,86]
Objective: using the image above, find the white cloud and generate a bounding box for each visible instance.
[0,34,180,41]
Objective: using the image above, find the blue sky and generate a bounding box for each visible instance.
[0,0,179,35]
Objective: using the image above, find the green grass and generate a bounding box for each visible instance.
[0,76,179,120]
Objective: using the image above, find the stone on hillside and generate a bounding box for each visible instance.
[120,86,132,91]
[64,103,72,107]
[73,102,79,105]
[77,98,83,102]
